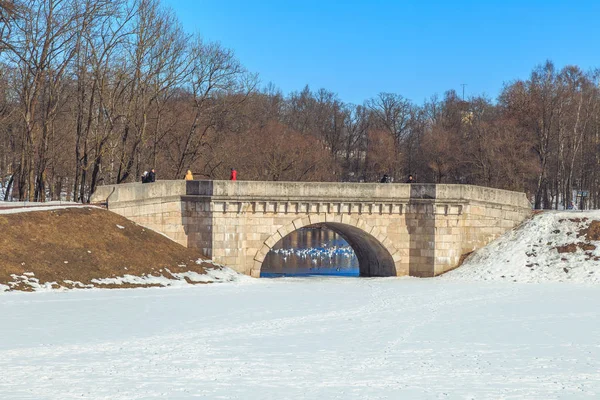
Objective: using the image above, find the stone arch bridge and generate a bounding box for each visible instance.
[91,181,531,277]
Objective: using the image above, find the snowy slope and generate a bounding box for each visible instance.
[444,211,600,283]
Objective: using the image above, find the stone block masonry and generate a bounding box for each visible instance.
[91,181,532,277]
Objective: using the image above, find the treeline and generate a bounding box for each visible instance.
[1,1,599,208]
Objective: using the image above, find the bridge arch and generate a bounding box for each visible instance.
[251,216,401,277]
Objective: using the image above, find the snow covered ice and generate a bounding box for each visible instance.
[1,277,600,399]
[1,210,600,398]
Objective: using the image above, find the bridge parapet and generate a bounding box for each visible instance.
[91,181,531,277]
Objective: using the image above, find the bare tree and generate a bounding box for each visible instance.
[168,37,256,179]
[0,0,110,200]
[367,93,412,178]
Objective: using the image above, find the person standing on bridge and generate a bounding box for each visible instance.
[185,170,194,180]
[230,168,237,181]
[406,174,415,184]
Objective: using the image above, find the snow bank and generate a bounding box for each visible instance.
[0,201,93,214]
[444,211,600,283]
[6,274,61,292]
[91,267,246,287]
[0,266,249,293]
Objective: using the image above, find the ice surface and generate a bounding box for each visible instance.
[0,278,599,399]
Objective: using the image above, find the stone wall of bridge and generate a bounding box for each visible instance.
[91,181,532,277]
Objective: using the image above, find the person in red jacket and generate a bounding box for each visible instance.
[230,168,237,181]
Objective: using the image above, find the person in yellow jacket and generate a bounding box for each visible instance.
[185,170,194,180]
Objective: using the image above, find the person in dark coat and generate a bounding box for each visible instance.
[380,174,390,183]
[141,171,149,183]
[406,174,415,184]
[148,168,156,183]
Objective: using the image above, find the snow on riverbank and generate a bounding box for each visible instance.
[90,266,247,286]
[0,201,91,214]
[1,266,247,292]
[444,211,600,284]
[1,278,599,399]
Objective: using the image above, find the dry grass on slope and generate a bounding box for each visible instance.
[554,218,600,261]
[0,207,214,291]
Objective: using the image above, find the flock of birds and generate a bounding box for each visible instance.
[271,244,356,264]
[263,242,360,275]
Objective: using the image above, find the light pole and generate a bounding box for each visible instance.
[460,84,467,101]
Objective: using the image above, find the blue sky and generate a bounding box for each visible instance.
[163,0,600,105]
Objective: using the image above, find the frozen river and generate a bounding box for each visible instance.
[1,277,599,399]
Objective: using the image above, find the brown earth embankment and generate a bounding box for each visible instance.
[0,207,218,291]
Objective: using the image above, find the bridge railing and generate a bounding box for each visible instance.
[91,180,531,210]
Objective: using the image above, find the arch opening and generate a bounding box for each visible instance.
[261,226,358,277]
[258,222,397,278]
